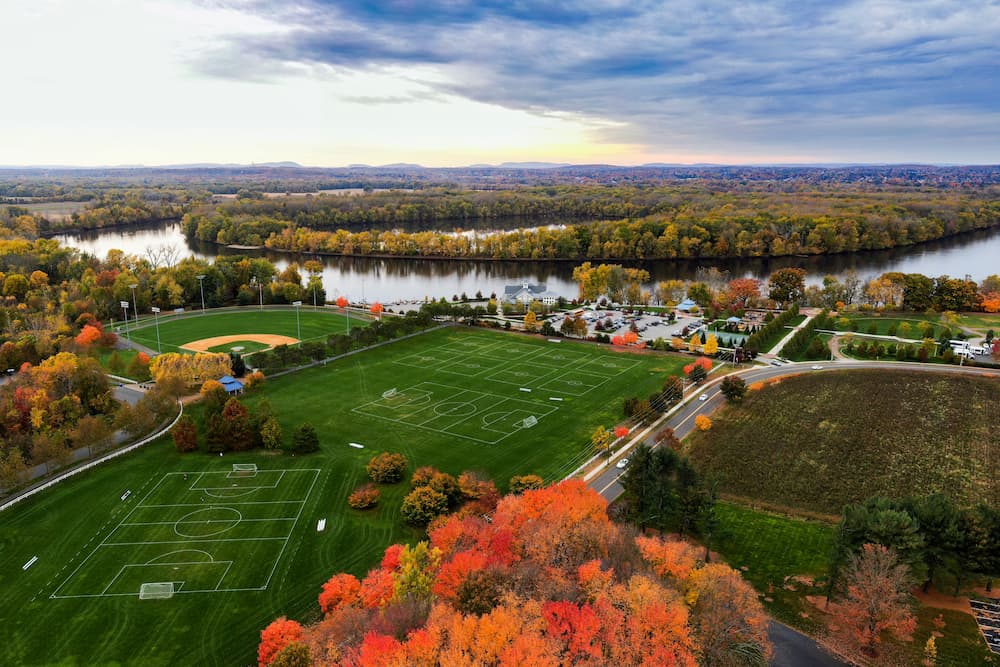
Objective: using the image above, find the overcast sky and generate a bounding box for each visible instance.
[3,0,998,166]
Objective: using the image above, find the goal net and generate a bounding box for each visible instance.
[520,415,538,429]
[382,387,398,399]
[232,463,258,477]
[139,582,175,600]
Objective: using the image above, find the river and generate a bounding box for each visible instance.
[55,221,1000,303]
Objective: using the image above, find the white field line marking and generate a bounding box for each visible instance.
[261,468,320,589]
[52,468,318,597]
[51,473,171,597]
[122,517,297,527]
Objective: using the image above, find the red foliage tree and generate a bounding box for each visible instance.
[75,324,102,347]
[614,425,629,439]
[336,295,348,309]
[319,573,362,615]
[258,617,303,667]
[272,481,770,665]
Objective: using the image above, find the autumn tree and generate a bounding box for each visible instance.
[830,543,916,657]
[270,480,769,665]
[400,486,449,526]
[221,398,254,451]
[509,474,545,494]
[591,425,612,456]
[695,415,712,431]
[259,617,305,667]
[523,310,538,332]
[686,563,771,665]
[366,452,408,484]
[719,376,747,403]
[768,268,807,307]
[172,414,198,453]
[703,334,719,356]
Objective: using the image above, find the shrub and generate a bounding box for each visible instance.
[695,415,712,431]
[400,486,449,526]
[348,484,380,510]
[367,452,409,484]
[291,422,320,453]
[411,465,438,487]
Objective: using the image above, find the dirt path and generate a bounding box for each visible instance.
[180,334,299,352]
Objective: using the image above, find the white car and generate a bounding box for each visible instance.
[811,365,823,370]
[699,393,709,401]
[616,458,629,469]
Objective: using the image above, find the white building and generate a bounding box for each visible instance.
[503,283,560,306]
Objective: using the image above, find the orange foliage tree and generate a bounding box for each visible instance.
[695,415,712,431]
[258,617,304,667]
[370,302,383,319]
[830,543,916,657]
[268,480,771,665]
[614,425,629,439]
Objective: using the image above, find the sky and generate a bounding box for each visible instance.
[2,0,998,167]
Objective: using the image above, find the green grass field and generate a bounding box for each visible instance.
[0,327,688,665]
[125,307,364,353]
[686,369,1000,515]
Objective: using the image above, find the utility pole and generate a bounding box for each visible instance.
[120,301,131,349]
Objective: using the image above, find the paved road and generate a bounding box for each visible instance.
[590,358,998,666]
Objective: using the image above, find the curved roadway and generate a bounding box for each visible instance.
[588,359,998,666]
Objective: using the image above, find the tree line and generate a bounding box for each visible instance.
[175,184,1000,261]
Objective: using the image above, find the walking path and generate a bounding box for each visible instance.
[768,312,816,357]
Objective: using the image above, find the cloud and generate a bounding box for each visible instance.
[196,0,1000,161]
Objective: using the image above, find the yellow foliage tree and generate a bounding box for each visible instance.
[671,336,686,350]
[149,352,231,386]
[695,415,712,431]
[703,334,719,356]
[688,333,701,352]
[524,310,538,332]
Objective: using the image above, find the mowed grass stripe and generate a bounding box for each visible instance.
[127,308,362,352]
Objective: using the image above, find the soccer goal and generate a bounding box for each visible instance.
[520,415,538,429]
[231,463,258,477]
[139,582,175,600]
[382,387,398,399]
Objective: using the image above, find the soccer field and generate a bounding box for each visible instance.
[51,468,318,599]
[249,327,689,482]
[126,306,364,353]
[0,327,691,665]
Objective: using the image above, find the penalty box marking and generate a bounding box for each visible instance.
[188,470,285,491]
[51,469,319,599]
[352,381,557,444]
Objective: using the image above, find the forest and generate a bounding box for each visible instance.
[177,184,1000,261]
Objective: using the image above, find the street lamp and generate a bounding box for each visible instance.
[196,274,206,312]
[151,306,161,354]
[292,300,302,346]
[120,300,131,349]
[129,283,138,328]
[257,281,263,311]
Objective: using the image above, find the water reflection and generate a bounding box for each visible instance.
[55,221,1000,302]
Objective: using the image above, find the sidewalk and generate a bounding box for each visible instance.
[769,313,816,357]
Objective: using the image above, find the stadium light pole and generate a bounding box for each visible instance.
[129,283,138,327]
[257,281,263,311]
[293,300,302,346]
[151,306,161,354]
[196,274,206,313]
[120,300,131,349]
